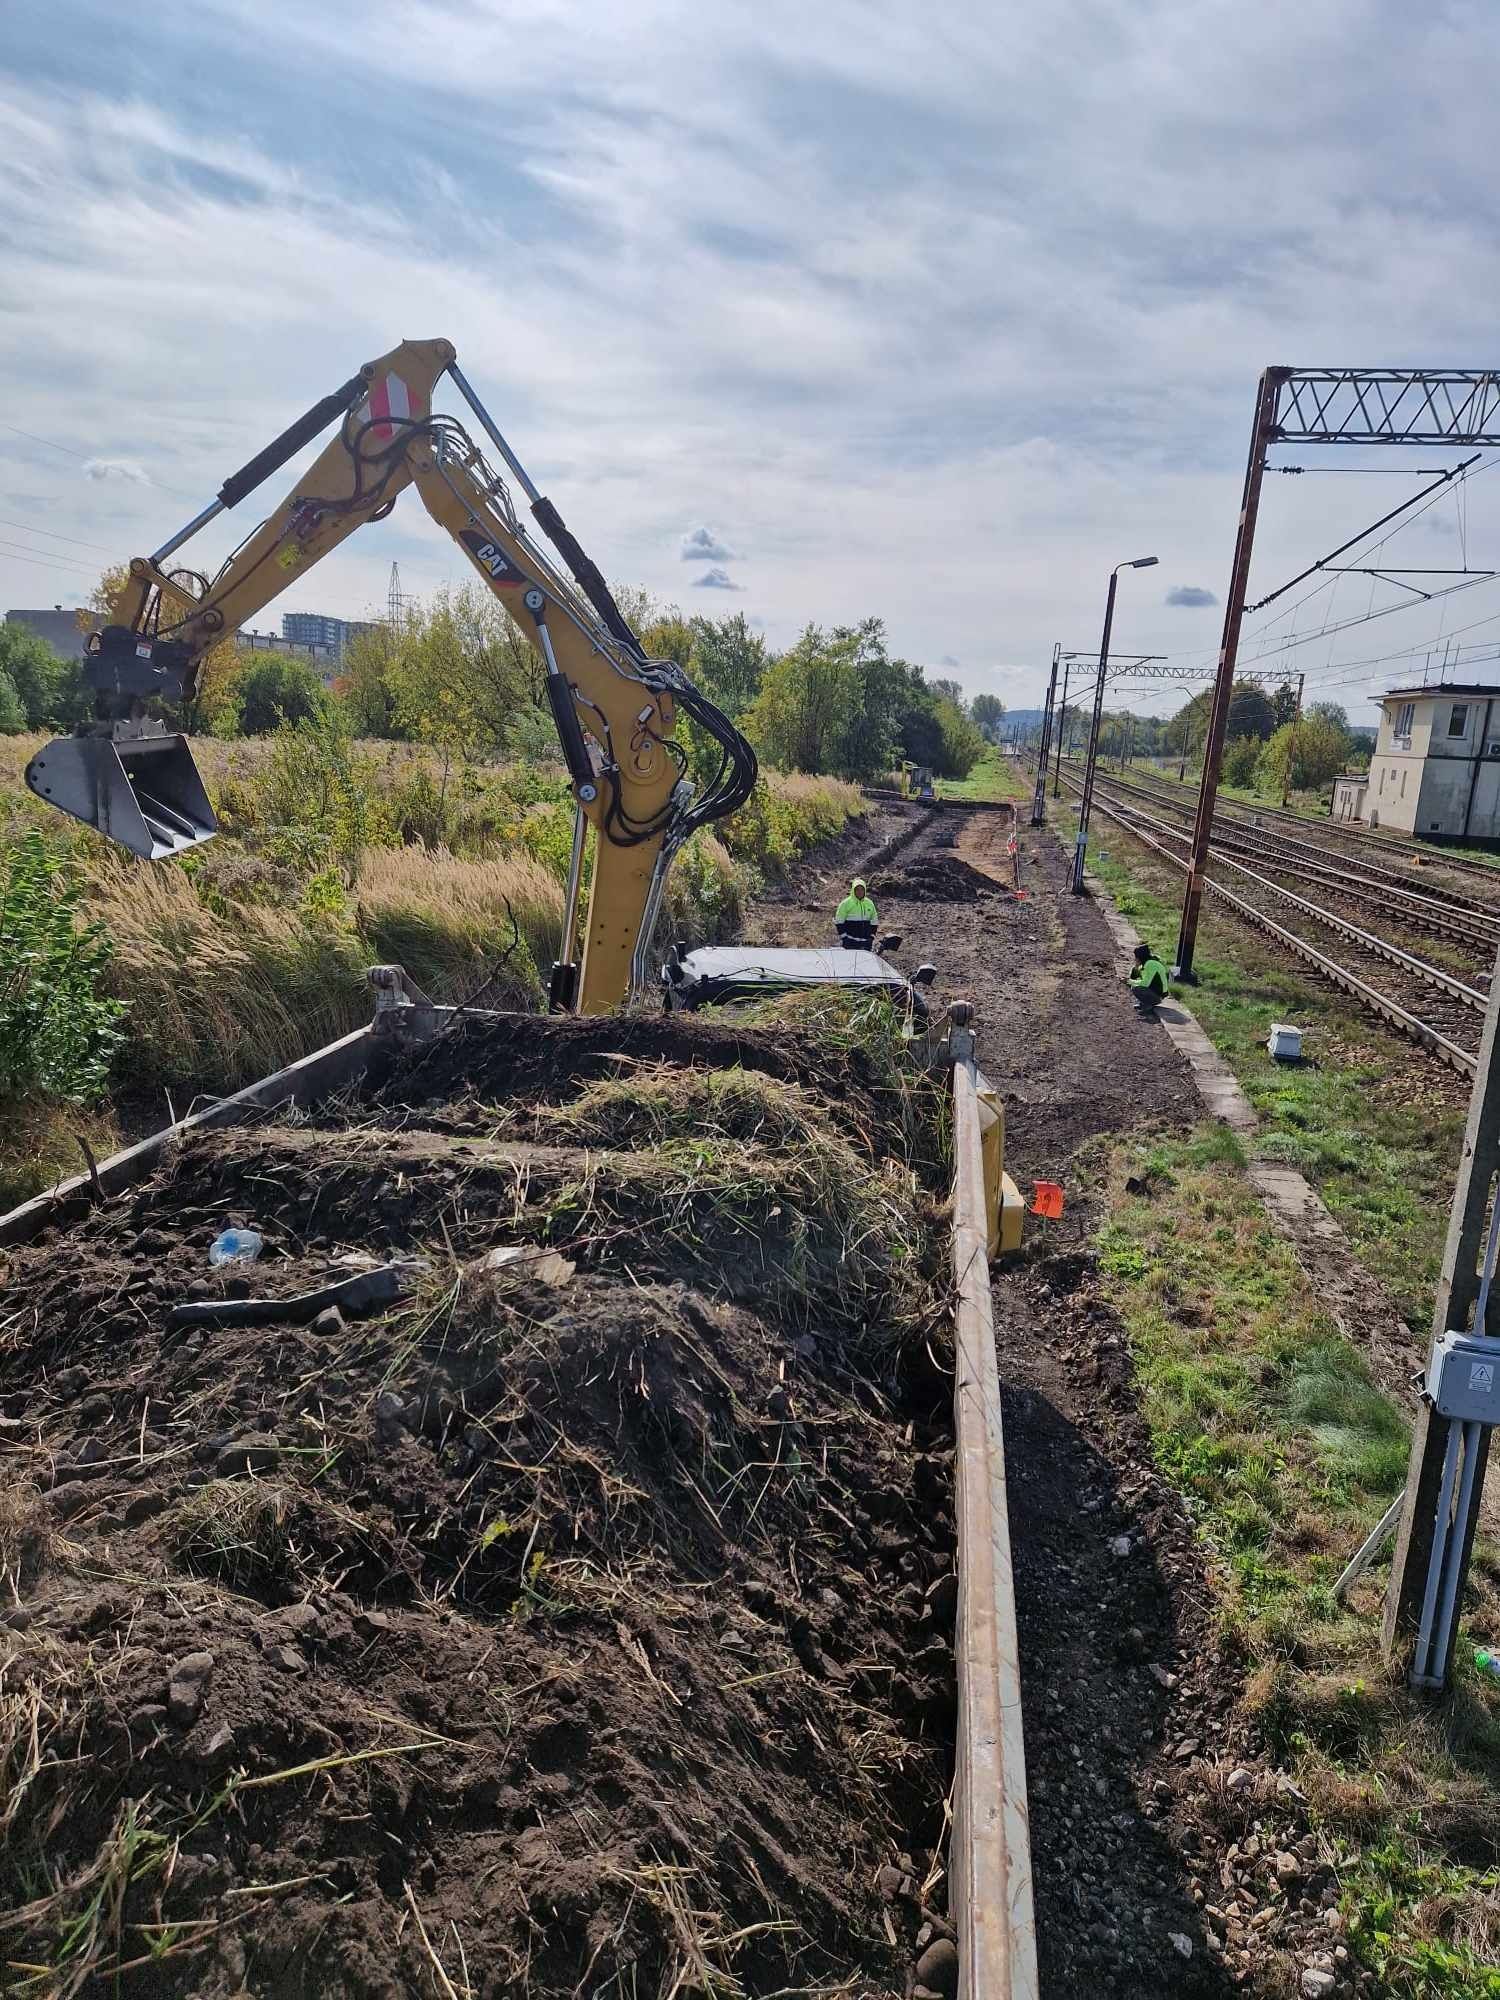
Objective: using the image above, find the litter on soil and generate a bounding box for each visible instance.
[0,1005,959,2000]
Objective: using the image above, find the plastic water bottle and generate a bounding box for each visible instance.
[1476,1649,1500,1682]
[208,1228,263,1266]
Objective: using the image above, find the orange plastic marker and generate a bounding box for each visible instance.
[1030,1181,1065,1219]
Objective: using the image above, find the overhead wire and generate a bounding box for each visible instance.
[0,517,116,554]
[0,540,100,579]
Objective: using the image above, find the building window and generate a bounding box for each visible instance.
[1378,767,1386,794]
[1449,703,1470,739]
[1400,770,1407,798]
[1393,700,1415,747]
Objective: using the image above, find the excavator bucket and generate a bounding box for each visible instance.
[24,733,217,860]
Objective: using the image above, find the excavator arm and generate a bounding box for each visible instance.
[25,339,756,1014]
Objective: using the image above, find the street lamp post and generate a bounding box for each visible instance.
[1071,557,1158,895]
[1051,659,1071,797]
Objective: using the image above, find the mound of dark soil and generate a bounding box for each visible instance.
[0,1018,956,1998]
[872,855,1006,904]
[376,1009,900,1136]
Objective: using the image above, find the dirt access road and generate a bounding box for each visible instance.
[749,805,1316,1998]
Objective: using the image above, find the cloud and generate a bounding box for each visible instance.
[1165,585,1217,608]
[939,653,960,668]
[9,11,1500,727]
[693,566,743,591]
[83,458,151,486]
[681,526,735,562]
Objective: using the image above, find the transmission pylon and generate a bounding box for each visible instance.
[387,561,408,630]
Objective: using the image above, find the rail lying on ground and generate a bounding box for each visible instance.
[949,1021,1038,2000]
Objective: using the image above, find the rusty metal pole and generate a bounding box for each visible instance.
[1051,660,1071,798]
[1173,369,1283,980]
[1288,676,1312,808]
[1032,644,1059,826]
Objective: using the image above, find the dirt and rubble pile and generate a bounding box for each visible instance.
[0,1008,957,1998]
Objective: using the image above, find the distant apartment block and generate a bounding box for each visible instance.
[5,605,97,658]
[281,612,380,658]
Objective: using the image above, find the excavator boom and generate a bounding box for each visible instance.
[25,340,756,1013]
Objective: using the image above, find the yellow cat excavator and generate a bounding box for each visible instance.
[24,338,757,1014]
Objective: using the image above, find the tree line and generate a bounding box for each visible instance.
[1047,675,1373,795]
[0,584,1005,787]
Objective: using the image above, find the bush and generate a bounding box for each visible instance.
[0,626,86,730]
[0,830,125,1101]
[1222,737,1262,788]
[0,669,24,734]
[245,713,389,879]
[226,656,330,736]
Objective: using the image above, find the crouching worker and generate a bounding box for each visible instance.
[835,877,878,951]
[1128,943,1170,1016]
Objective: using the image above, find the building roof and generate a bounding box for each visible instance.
[1375,683,1500,704]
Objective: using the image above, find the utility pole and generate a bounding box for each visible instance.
[1072,559,1158,895]
[1178,698,1192,781]
[1051,659,1072,798]
[1174,369,1281,979]
[1120,713,1134,773]
[1280,672,1305,809]
[1383,939,1500,1685]
[1032,644,1059,827]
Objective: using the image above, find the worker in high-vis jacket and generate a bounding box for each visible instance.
[835,878,878,951]
[1128,942,1170,1016]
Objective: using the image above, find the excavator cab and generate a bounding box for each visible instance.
[24,626,218,859]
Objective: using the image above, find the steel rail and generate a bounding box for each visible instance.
[1183,775,1500,889]
[948,1037,1038,2000]
[1065,779,1479,1075]
[1083,764,1500,932]
[1092,773,1500,950]
[1104,762,1500,901]
[1092,788,1489,1010]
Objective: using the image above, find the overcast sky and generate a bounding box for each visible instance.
[5,0,1500,719]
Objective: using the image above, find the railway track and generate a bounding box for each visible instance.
[1050,768,1481,1076]
[1090,781,1489,1010]
[1119,762,1500,893]
[1098,764,1500,915]
[1061,762,1500,951]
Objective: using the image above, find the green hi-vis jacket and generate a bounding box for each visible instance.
[836,894,878,924]
[1130,955,1169,996]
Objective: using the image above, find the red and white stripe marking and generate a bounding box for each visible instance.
[362,372,412,440]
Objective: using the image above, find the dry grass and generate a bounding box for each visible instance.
[0,1095,123,1212]
[542,1065,821,1151]
[0,1489,56,1602]
[525,1130,932,1344]
[355,845,561,998]
[82,844,563,1092]
[165,1480,298,1590]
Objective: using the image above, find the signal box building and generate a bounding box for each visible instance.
[1365,683,1500,840]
